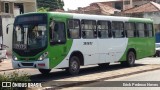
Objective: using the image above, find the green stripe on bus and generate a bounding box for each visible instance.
[48,13,74,68]
[120,37,155,61]
[129,18,153,23]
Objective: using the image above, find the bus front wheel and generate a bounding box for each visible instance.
[67,56,80,75]
[121,51,135,67]
[39,69,51,75]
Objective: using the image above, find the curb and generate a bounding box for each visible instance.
[0,69,15,72]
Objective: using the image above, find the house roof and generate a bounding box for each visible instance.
[122,1,160,14]
[97,3,120,15]
[68,2,120,15]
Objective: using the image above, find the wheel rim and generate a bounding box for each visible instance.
[70,59,78,72]
[128,52,135,64]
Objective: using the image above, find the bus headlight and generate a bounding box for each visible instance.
[38,52,48,60]
[13,55,18,61]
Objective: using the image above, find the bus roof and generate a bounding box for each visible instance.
[18,12,153,23]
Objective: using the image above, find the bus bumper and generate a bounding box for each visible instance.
[12,58,50,69]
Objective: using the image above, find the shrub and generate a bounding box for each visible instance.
[0,70,31,90]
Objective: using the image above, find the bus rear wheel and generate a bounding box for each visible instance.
[67,56,80,75]
[156,51,160,57]
[121,51,135,67]
[39,69,51,75]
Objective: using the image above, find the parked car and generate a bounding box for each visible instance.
[154,43,160,57]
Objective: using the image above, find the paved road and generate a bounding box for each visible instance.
[63,69,160,90]
[1,57,160,90]
[1,57,160,75]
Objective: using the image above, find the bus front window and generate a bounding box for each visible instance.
[13,24,47,50]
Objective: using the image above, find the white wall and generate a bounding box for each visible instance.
[24,2,37,13]
[14,7,20,17]
[1,0,37,55]
[143,12,160,32]
[2,18,14,54]
[132,1,149,7]
[143,12,160,24]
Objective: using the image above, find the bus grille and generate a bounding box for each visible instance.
[20,58,36,60]
[21,63,34,66]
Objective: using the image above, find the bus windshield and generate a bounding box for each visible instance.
[13,24,47,50]
[13,14,48,51]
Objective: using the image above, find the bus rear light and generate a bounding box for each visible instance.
[38,63,45,67]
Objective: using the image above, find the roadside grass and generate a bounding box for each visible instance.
[0,70,31,90]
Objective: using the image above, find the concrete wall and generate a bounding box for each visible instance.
[0,0,37,55]
[24,2,36,13]
[144,12,160,24]
[2,18,14,54]
[123,0,133,10]
[132,1,149,7]
[143,12,160,32]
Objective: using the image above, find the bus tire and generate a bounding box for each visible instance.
[68,56,80,75]
[98,63,110,68]
[39,69,51,75]
[156,51,160,57]
[127,51,136,67]
[121,51,135,67]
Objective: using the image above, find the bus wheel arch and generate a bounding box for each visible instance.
[70,51,84,66]
[67,51,84,75]
[121,48,136,67]
[127,48,137,60]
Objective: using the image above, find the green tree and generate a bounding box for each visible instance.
[38,7,50,12]
[37,0,64,11]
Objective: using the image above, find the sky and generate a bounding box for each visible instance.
[63,0,118,11]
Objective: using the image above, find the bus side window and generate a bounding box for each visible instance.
[112,21,124,38]
[81,20,97,39]
[124,22,135,37]
[97,21,110,38]
[67,19,81,39]
[146,23,153,37]
[50,21,66,45]
[136,23,145,37]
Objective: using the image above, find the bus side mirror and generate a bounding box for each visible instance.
[6,24,13,34]
[6,26,9,34]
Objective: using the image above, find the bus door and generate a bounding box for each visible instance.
[49,20,68,68]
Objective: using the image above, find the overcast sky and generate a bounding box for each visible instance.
[63,0,117,11]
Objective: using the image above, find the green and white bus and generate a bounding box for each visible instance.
[10,12,155,75]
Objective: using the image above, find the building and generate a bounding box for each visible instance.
[67,0,160,15]
[68,2,120,15]
[0,0,37,54]
[121,1,160,32]
[122,0,160,10]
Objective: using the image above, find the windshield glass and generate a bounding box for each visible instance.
[13,24,47,50]
[12,14,48,56]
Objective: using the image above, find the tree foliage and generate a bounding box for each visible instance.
[37,0,64,11]
[38,7,50,12]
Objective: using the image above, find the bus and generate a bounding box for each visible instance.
[8,12,155,75]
